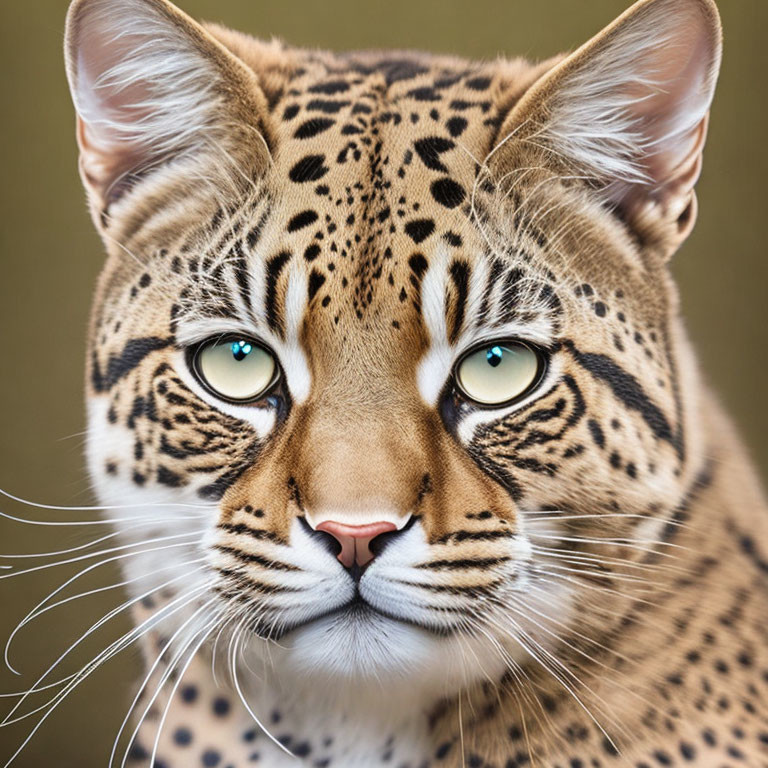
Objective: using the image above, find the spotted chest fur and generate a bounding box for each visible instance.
[20,0,768,766]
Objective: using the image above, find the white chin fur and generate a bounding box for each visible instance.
[244,609,507,699]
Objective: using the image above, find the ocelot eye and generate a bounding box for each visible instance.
[191,336,278,402]
[454,341,545,407]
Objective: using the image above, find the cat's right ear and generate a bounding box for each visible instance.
[65,0,272,221]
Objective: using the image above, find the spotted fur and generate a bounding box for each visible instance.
[29,0,768,765]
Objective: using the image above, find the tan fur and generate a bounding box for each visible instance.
[57,0,768,766]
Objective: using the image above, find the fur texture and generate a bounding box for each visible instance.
[6,0,767,766]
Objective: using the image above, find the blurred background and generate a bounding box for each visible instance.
[0,0,765,764]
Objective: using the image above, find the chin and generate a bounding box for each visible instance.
[250,604,509,697]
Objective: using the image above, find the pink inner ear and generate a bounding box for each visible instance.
[499,0,722,219]
[632,24,716,199]
[66,0,225,208]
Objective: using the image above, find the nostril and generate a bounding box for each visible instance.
[299,518,342,559]
[369,515,417,558]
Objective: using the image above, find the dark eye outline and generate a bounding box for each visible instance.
[451,339,548,409]
[187,334,281,404]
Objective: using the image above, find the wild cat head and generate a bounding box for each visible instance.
[66,0,721,690]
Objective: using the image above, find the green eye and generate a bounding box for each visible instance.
[192,337,277,402]
[455,341,543,406]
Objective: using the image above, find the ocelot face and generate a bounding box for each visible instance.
[69,0,719,686]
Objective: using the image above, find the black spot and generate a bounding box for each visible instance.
[128,743,149,761]
[408,253,428,279]
[413,137,455,172]
[282,104,300,120]
[679,742,696,760]
[446,116,468,137]
[431,177,466,208]
[594,301,607,317]
[180,685,198,703]
[293,742,311,757]
[443,231,463,247]
[289,155,328,183]
[404,219,435,244]
[407,86,441,101]
[309,80,350,94]
[202,749,221,766]
[435,742,453,759]
[465,75,491,90]
[294,118,335,139]
[287,210,319,232]
[737,534,768,575]
[173,728,192,746]
[157,466,183,487]
[602,737,619,756]
[587,419,605,449]
[139,273,151,288]
[304,243,321,262]
[306,99,350,114]
[374,59,429,84]
[308,270,326,301]
[450,98,490,112]
[213,697,230,717]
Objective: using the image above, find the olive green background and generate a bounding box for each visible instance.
[0,0,765,764]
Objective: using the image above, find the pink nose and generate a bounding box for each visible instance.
[316,520,398,568]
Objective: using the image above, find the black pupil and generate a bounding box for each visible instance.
[487,346,504,368]
[231,340,252,362]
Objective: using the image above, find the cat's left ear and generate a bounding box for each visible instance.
[64,0,272,219]
[490,0,722,259]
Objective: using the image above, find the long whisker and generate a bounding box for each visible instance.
[0,487,212,517]
[2,574,207,726]
[132,601,223,768]
[111,594,218,768]
[0,532,202,582]
[1,584,209,768]
[148,617,223,768]
[5,554,207,675]
[231,624,298,759]
[0,529,128,560]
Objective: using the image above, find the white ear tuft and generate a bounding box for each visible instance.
[65,0,267,211]
[493,0,722,254]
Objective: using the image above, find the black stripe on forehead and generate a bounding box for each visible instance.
[265,251,292,337]
[448,260,470,344]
